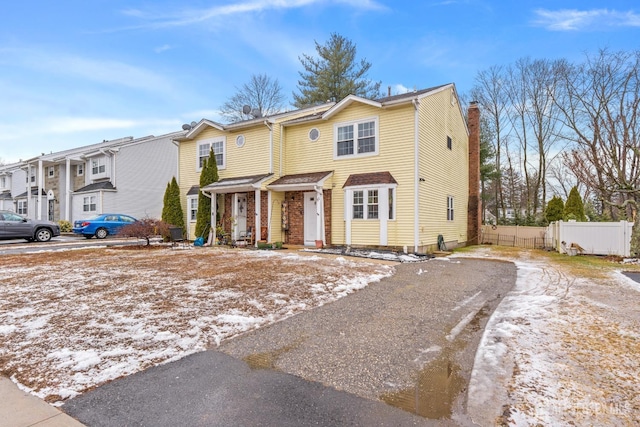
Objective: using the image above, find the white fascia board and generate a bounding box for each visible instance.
[322,95,382,120]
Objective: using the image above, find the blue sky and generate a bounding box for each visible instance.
[1,1,639,163]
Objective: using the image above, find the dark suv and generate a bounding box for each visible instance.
[0,210,61,242]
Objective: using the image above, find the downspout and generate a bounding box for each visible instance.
[412,98,420,253]
[37,159,43,220]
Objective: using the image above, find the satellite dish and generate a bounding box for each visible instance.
[182,124,191,131]
[190,121,197,127]
[242,105,251,115]
[251,108,262,118]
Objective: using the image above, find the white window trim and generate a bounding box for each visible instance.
[196,137,226,172]
[48,166,55,177]
[333,116,379,160]
[83,195,97,212]
[90,157,107,178]
[77,164,84,176]
[17,200,27,215]
[187,195,198,222]
[344,183,397,221]
[447,195,454,221]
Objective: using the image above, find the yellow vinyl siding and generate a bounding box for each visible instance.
[269,191,285,243]
[283,103,416,247]
[351,221,381,246]
[418,87,468,249]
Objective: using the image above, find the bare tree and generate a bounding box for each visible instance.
[220,74,286,122]
[554,49,640,221]
[471,65,510,220]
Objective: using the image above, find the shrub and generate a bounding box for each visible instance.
[58,220,72,233]
[121,218,170,246]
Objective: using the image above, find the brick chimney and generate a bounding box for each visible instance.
[467,101,481,245]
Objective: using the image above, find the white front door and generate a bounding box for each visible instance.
[235,193,247,240]
[304,192,318,246]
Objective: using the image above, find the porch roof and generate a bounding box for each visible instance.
[267,171,333,192]
[342,171,398,188]
[0,190,12,200]
[201,173,273,194]
[15,188,47,198]
[74,181,116,194]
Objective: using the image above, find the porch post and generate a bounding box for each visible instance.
[65,158,71,221]
[37,159,43,220]
[210,191,217,244]
[254,188,261,247]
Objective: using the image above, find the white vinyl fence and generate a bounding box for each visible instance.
[481,221,634,257]
[547,220,634,257]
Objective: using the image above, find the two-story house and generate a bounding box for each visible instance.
[0,161,28,214]
[11,131,183,224]
[177,84,480,253]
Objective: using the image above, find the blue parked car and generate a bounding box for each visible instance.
[73,214,137,239]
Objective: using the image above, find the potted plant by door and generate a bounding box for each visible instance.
[315,240,323,249]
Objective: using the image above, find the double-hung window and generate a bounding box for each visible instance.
[352,189,380,220]
[48,166,55,177]
[189,197,198,221]
[17,200,27,215]
[335,117,378,159]
[83,196,97,212]
[447,196,454,221]
[77,164,84,176]
[197,137,226,170]
[91,157,106,176]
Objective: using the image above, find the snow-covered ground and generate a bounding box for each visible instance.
[0,247,393,405]
[2,244,638,425]
[456,247,639,426]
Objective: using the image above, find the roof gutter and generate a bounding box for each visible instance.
[412,97,420,253]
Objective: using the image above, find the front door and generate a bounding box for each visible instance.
[48,200,54,222]
[304,192,317,246]
[235,193,247,240]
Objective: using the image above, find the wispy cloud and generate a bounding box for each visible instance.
[119,0,386,30]
[533,8,640,31]
[154,44,173,53]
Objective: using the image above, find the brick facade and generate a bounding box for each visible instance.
[467,102,481,245]
[282,190,331,245]
[219,191,270,240]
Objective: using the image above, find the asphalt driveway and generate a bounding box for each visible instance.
[63,256,516,426]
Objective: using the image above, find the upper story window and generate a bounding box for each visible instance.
[197,137,226,171]
[91,157,106,176]
[447,136,452,150]
[0,176,6,189]
[334,117,378,159]
[77,164,84,176]
[48,166,55,177]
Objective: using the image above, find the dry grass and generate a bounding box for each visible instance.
[0,247,393,403]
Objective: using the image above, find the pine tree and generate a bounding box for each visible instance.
[545,195,564,223]
[161,177,185,230]
[195,149,219,237]
[564,186,586,221]
[293,33,381,107]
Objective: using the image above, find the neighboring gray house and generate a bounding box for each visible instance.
[14,130,183,224]
[0,161,28,214]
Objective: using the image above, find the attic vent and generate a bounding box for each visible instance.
[236,135,245,148]
[308,128,320,142]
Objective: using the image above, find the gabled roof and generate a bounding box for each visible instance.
[267,171,333,191]
[74,181,116,193]
[176,103,336,141]
[281,84,456,126]
[343,171,398,188]
[187,185,200,196]
[201,173,273,194]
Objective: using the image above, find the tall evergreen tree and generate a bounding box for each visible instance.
[545,195,564,223]
[195,149,219,237]
[564,186,586,221]
[293,33,381,107]
[162,177,185,230]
